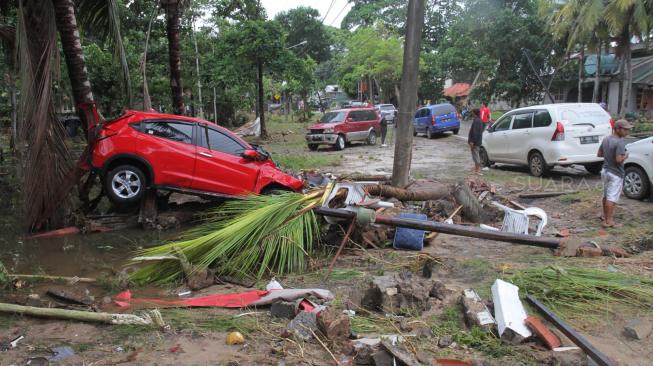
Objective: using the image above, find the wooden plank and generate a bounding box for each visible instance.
[518,191,578,199]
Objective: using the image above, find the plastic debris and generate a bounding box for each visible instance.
[491,279,532,343]
[226,332,245,345]
[266,278,283,290]
[48,346,75,362]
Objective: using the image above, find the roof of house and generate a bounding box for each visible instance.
[632,55,653,85]
[443,83,471,97]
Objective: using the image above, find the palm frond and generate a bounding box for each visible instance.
[130,191,323,284]
[76,0,132,107]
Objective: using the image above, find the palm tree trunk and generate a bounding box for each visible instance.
[592,44,601,103]
[192,20,203,118]
[142,8,157,111]
[52,0,94,134]
[619,28,631,117]
[162,0,184,115]
[577,46,584,102]
[9,73,17,149]
[257,60,267,138]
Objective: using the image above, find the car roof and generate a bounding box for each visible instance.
[329,108,375,113]
[506,103,604,114]
[422,103,456,114]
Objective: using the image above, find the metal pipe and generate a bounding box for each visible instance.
[527,295,615,366]
[312,207,560,249]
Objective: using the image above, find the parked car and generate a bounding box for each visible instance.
[90,111,304,205]
[305,108,380,151]
[623,136,653,200]
[375,104,397,123]
[413,103,461,138]
[480,103,613,177]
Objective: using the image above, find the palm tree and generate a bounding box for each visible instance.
[161,0,186,115]
[604,0,652,116]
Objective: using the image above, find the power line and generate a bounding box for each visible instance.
[328,2,351,27]
[321,0,337,23]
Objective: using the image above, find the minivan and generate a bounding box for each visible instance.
[305,108,380,151]
[480,103,613,177]
[413,103,461,138]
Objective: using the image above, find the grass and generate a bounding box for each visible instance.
[161,309,262,334]
[508,266,653,327]
[429,305,513,358]
[273,154,341,172]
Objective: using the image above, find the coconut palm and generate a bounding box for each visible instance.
[161,0,187,115]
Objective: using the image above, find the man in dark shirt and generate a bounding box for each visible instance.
[597,119,632,227]
[468,109,484,175]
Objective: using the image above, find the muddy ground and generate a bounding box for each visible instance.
[1,119,652,365]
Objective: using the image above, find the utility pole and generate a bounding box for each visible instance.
[392,0,425,187]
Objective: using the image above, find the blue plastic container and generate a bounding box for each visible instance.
[392,213,428,251]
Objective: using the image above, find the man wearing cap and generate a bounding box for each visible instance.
[597,119,632,227]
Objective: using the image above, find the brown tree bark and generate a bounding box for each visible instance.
[577,46,584,102]
[52,0,94,133]
[162,0,184,115]
[592,44,601,103]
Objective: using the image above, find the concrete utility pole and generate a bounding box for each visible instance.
[392,0,425,187]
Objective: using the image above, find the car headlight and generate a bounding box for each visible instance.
[324,128,335,133]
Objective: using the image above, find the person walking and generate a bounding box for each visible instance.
[380,114,388,147]
[468,108,484,175]
[479,102,491,124]
[597,119,632,228]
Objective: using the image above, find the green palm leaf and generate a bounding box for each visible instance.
[130,191,323,284]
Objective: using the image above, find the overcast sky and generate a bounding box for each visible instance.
[261,0,352,27]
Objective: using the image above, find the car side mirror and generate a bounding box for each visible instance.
[487,125,494,133]
[242,149,259,160]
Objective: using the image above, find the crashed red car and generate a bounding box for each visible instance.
[90,110,303,205]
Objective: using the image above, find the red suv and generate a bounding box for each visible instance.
[305,108,380,151]
[91,111,304,205]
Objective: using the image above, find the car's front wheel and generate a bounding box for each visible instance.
[624,166,650,200]
[367,130,377,145]
[452,128,459,135]
[426,128,433,139]
[528,151,548,177]
[334,135,346,151]
[105,165,146,205]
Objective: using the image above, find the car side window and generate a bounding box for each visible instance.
[533,110,553,127]
[366,111,377,120]
[414,110,421,118]
[512,112,533,130]
[348,111,361,121]
[493,114,512,131]
[144,121,193,144]
[201,127,245,155]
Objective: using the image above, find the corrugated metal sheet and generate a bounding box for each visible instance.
[632,55,653,85]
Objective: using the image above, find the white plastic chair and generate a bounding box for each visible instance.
[480,202,547,236]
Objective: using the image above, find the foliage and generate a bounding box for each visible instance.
[509,266,653,324]
[130,191,323,283]
[275,6,332,63]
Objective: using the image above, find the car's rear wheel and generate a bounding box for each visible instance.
[452,128,459,135]
[528,151,548,177]
[105,165,146,205]
[367,130,377,145]
[479,147,493,167]
[583,162,602,175]
[334,135,346,151]
[307,144,319,151]
[426,128,433,139]
[624,166,650,200]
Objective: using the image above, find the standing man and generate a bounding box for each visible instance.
[597,119,632,227]
[479,102,491,124]
[468,108,484,175]
[379,114,389,147]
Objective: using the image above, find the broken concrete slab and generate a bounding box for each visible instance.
[287,311,317,342]
[491,279,531,344]
[461,289,496,332]
[317,307,351,342]
[361,272,449,314]
[270,301,298,319]
[380,340,420,366]
[624,318,652,340]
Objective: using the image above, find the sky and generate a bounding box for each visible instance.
[260,0,352,28]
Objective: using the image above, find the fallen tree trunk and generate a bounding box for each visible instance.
[0,303,154,325]
[519,191,577,199]
[313,207,560,249]
[364,184,450,201]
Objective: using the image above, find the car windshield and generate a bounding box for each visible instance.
[381,106,394,110]
[319,112,347,123]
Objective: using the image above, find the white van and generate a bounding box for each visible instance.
[480,103,613,176]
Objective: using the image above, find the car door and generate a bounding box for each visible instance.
[192,125,259,196]
[484,113,513,161]
[140,120,196,187]
[413,109,422,132]
[505,111,534,163]
[348,110,368,140]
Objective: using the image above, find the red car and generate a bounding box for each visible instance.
[91,110,304,205]
[305,108,380,151]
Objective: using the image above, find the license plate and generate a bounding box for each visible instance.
[580,136,599,144]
